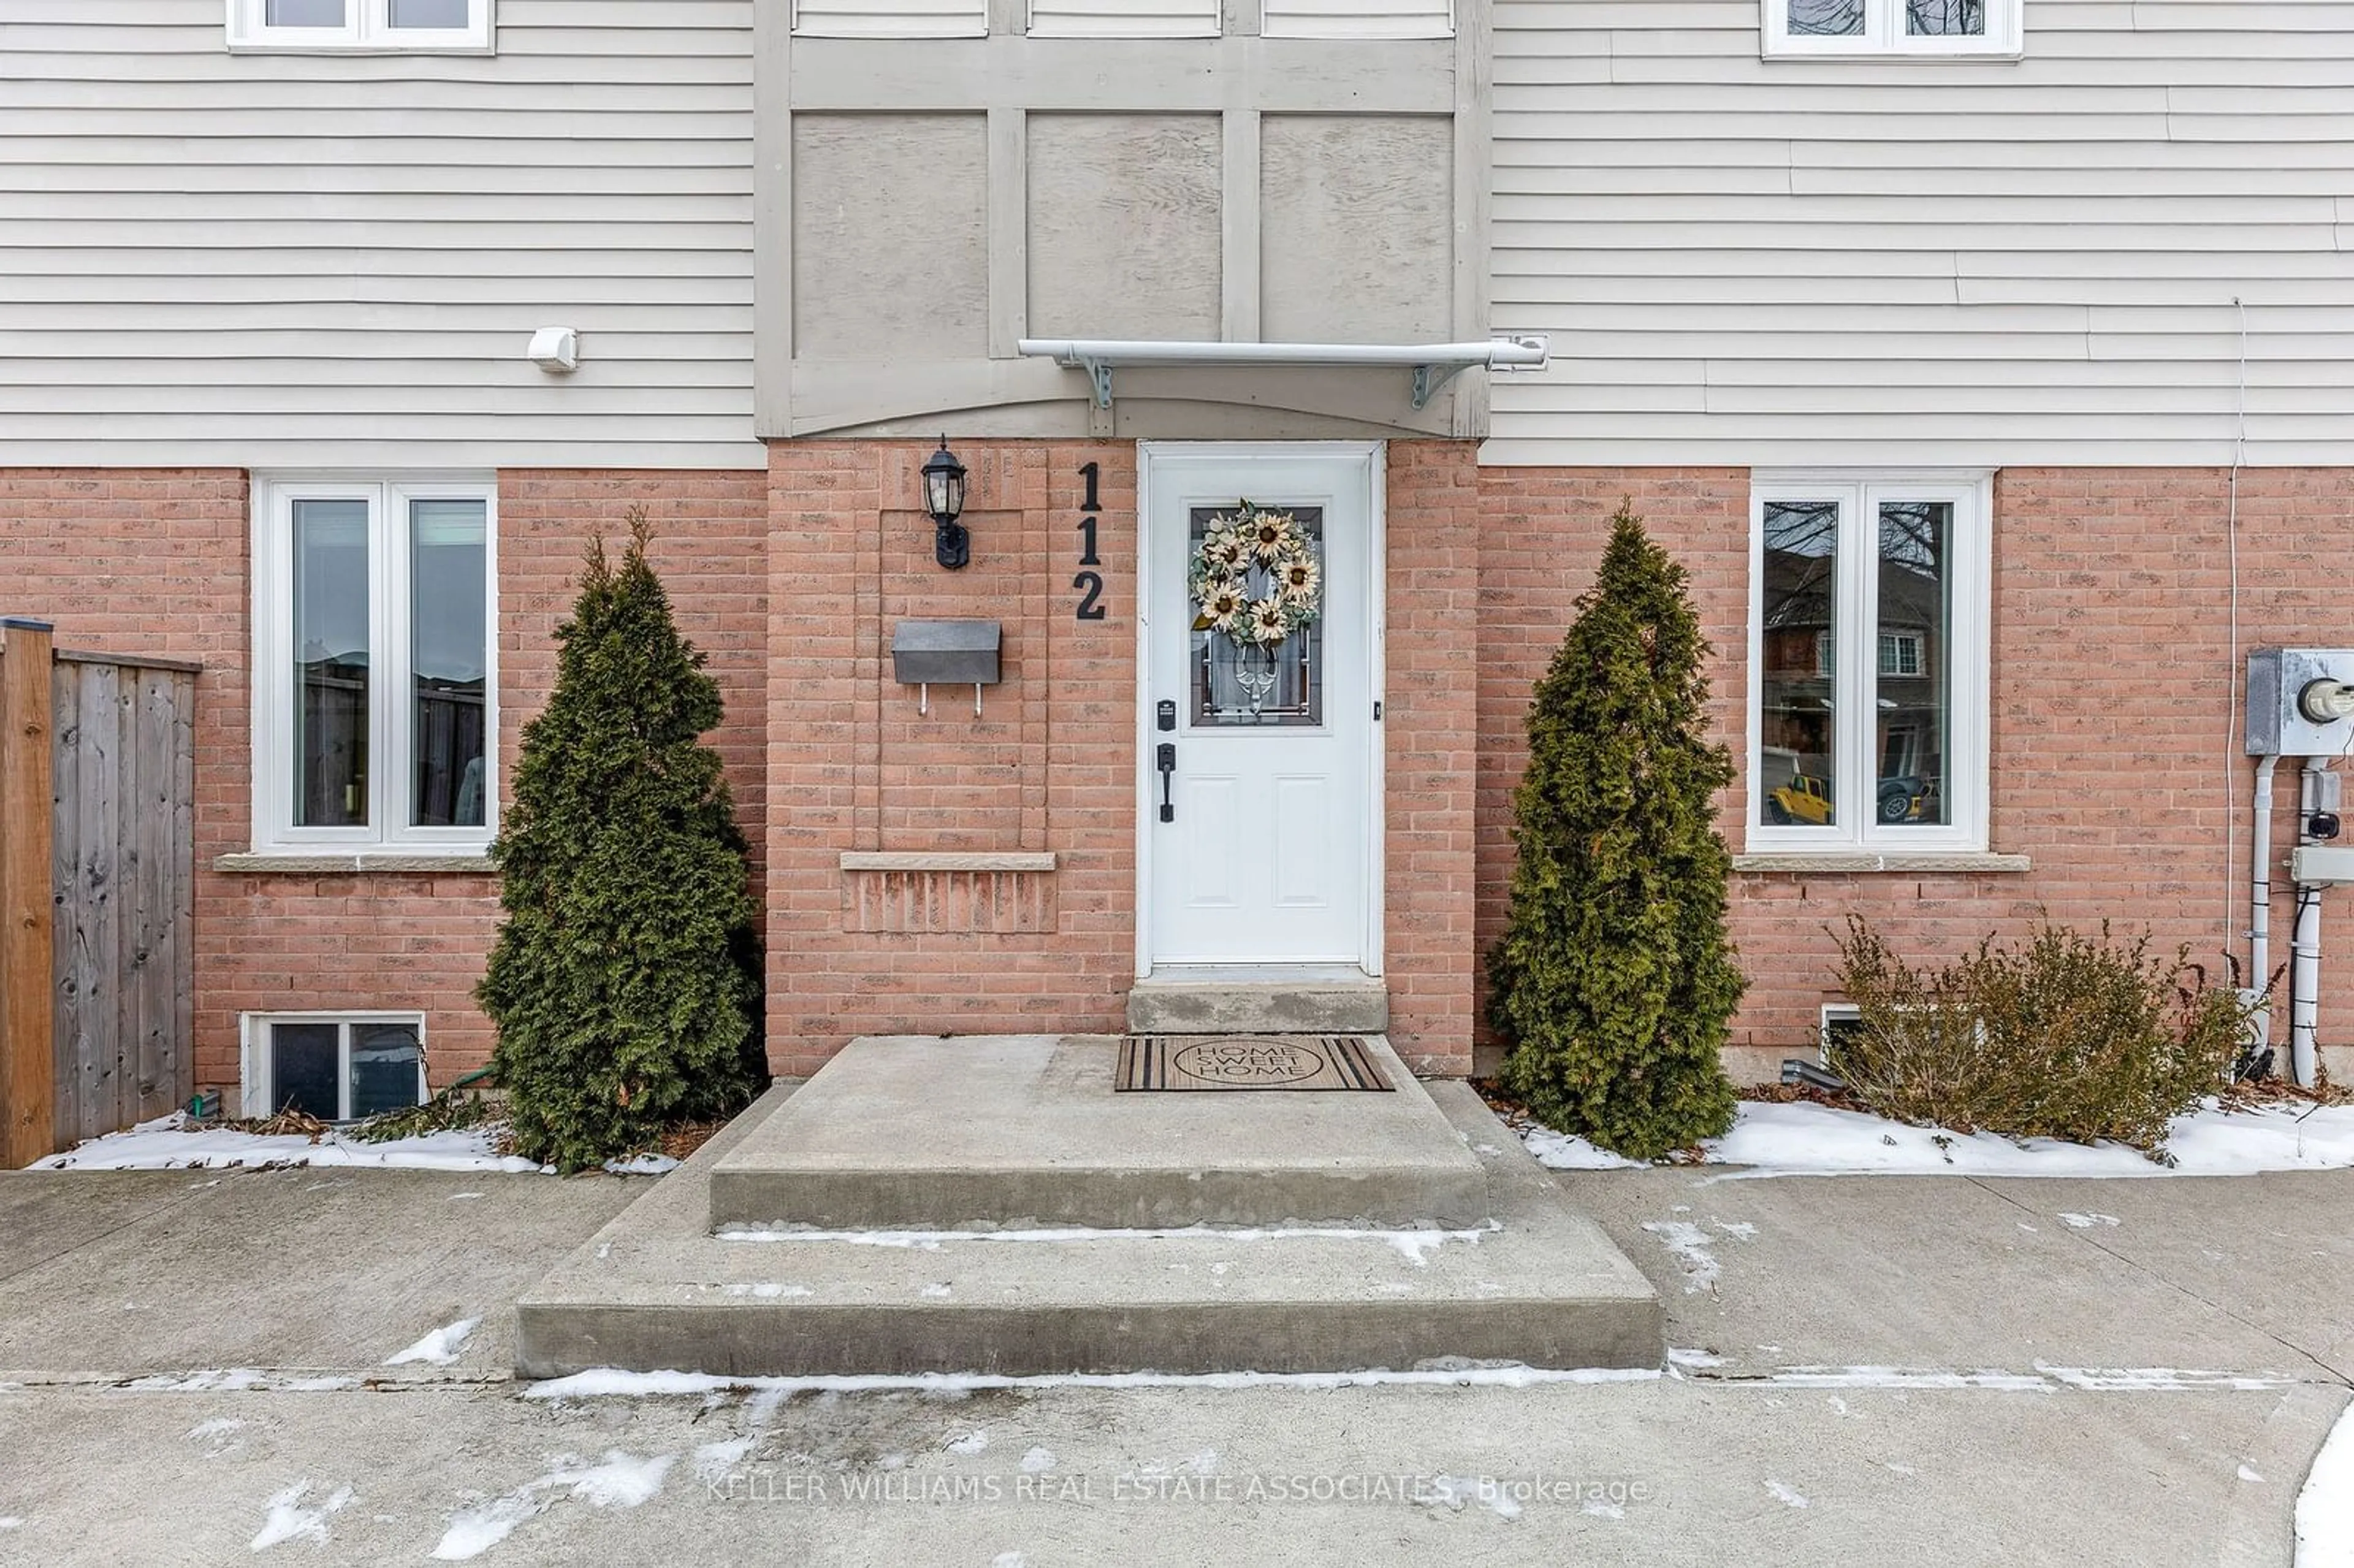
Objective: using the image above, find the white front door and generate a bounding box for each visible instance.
[1140,444,1381,970]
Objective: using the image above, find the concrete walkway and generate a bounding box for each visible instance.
[1,1143,2348,1565]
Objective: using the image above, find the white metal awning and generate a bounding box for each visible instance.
[1015,336,1551,410]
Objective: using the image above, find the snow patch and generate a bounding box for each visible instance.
[725,1283,812,1300]
[1720,1098,2354,1179]
[1517,1125,1645,1171]
[992,1555,1027,1568]
[431,1452,675,1562]
[1582,1501,1625,1520]
[693,1437,756,1483]
[2038,1365,2294,1393]
[386,1317,481,1367]
[1666,1348,1727,1371]
[34,1112,543,1174]
[188,1416,246,1453]
[431,1493,541,1562]
[2298,1395,2354,1567]
[718,1222,1497,1262]
[2059,1212,2122,1230]
[1020,1448,1055,1474]
[128,1369,356,1393]
[0,1518,21,1530]
[2241,1464,2264,1483]
[920,1284,952,1299]
[1765,1480,1809,1509]
[1757,1367,2052,1393]
[603,1153,680,1176]
[1515,1097,2354,1179]
[1732,1364,2294,1395]
[528,1364,1662,1400]
[946,1431,989,1455]
[1640,1220,1721,1294]
[249,1482,351,1551]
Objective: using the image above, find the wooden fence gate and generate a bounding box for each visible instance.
[0,618,198,1167]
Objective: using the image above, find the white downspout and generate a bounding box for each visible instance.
[2291,759,2326,1087]
[2252,755,2277,1048]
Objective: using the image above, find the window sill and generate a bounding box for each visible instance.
[839,851,1057,873]
[216,851,497,875]
[1759,45,2023,63]
[1732,851,2030,874]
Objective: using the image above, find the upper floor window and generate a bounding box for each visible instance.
[790,0,985,38]
[1750,473,1992,854]
[251,478,496,855]
[1026,0,1217,39]
[1764,0,2019,58]
[788,0,1447,37]
[227,0,493,51]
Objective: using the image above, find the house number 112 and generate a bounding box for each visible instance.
[1073,460,1106,621]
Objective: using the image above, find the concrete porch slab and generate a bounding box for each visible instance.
[1125,972,1388,1035]
[514,1079,1662,1378]
[706,1034,1486,1231]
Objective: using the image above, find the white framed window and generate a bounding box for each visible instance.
[1763,0,2020,59]
[251,476,496,855]
[1024,0,1219,39]
[1261,0,1453,39]
[240,1013,427,1121]
[1750,471,1992,853]
[226,0,493,52]
[790,0,987,37]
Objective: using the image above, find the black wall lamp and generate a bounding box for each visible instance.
[922,436,969,569]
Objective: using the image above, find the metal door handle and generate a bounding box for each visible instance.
[1156,743,1176,823]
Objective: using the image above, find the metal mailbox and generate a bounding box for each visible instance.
[892,619,1002,686]
[892,619,1002,714]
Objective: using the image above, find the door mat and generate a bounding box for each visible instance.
[1115,1035,1393,1092]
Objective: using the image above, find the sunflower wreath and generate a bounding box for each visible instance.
[1186,501,1321,650]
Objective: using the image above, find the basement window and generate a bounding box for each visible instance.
[1819,1004,1863,1064]
[242,1014,427,1122]
[227,0,493,51]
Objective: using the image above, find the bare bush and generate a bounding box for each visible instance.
[1827,917,2257,1156]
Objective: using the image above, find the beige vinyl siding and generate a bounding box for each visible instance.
[1485,1,2354,467]
[0,0,761,469]
[1025,0,1221,39]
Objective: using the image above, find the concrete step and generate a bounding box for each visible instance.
[706,1034,1483,1231]
[1125,969,1389,1035]
[514,1080,1662,1379]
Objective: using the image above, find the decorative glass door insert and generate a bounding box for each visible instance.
[1188,504,1324,727]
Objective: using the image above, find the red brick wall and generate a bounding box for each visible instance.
[22,457,2340,1101]
[1,467,766,1100]
[761,440,1487,1077]
[1473,466,2354,1079]
[1382,443,1482,1074]
[763,442,1135,1076]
